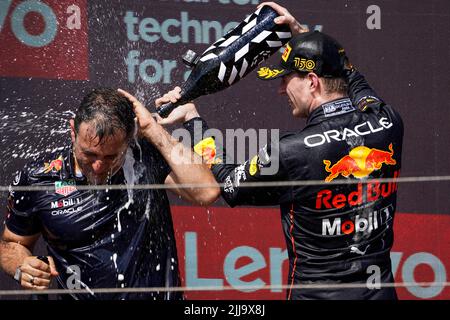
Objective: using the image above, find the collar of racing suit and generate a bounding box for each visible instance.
[59,146,88,183]
[306,97,356,126]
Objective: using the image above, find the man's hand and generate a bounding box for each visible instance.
[155,87,200,125]
[258,2,308,35]
[118,88,157,136]
[19,256,58,290]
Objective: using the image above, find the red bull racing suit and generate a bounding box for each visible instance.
[184,69,404,300]
[5,139,182,300]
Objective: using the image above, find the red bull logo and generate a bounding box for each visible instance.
[323,143,396,182]
[316,171,400,210]
[194,137,222,168]
[44,155,63,173]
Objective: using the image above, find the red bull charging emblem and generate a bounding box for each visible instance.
[44,155,64,173]
[323,143,396,182]
[194,137,222,168]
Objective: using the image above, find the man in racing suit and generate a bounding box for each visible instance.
[156,3,403,300]
[0,88,219,300]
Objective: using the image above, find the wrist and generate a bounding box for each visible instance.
[142,122,175,151]
[184,109,200,123]
[142,122,161,141]
[183,116,204,128]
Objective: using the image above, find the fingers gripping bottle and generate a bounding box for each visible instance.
[157,6,292,117]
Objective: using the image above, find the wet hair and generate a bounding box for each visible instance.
[74,88,135,144]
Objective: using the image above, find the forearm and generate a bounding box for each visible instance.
[183,117,235,184]
[183,117,283,207]
[144,123,217,186]
[0,240,31,276]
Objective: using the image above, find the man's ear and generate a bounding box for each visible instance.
[308,73,320,91]
[69,119,76,144]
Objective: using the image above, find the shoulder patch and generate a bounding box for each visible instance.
[44,155,64,173]
[356,96,382,111]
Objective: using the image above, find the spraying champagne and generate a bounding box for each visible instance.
[157,6,292,118]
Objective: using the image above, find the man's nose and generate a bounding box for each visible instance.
[91,160,106,174]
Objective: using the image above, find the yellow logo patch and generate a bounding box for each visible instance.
[194,137,222,168]
[293,57,315,72]
[257,67,284,79]
[282,44,292,62]
[249,155,259,176]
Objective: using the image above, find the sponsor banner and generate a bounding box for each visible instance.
[391,213,450,300]
[0,0,88,79]
[172,206,450,300]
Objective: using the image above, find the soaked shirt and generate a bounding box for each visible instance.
[6,139,182,300]
[184,70,404,299]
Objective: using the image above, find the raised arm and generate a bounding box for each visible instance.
[183,117,288,207]
[262,1,384,110]
[257,2,309,35]
[118,89,220,206]
[154,87,288,207]
[345,66,385,110]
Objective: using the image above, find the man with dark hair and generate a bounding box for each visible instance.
[157,2,404,300]
[0,88,219,300]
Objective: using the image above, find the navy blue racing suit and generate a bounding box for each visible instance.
[184,70,403,300]
[5,139,182,300]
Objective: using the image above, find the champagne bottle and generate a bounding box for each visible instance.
[157,6,292,118]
